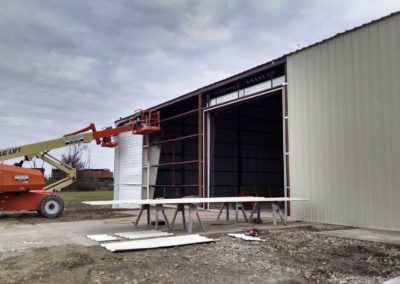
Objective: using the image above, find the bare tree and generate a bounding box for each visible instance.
[55,144,93,191]
[61,144,90,170]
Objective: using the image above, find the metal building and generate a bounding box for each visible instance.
[114,12,400,230]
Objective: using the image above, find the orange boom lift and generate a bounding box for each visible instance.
[0,110,160,217]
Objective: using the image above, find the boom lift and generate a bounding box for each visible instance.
[0,110,160,217]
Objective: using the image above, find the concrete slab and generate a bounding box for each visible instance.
[0,208,307,253]
[319,228,400,246]
[0,217,146,252]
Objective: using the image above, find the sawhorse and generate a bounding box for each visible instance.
[248,202,286,225]
[169,203,205,233]
[217,202,249,223]
[134,204,170,230]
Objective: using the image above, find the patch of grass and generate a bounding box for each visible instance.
[57,191,113,202]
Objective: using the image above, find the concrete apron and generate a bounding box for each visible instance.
[0,217,136,252]
[0,208,302,252]
[318,228,400,246]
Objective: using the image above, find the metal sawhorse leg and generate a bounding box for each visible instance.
[134,204,151,226]
[235,202,248,223]
[134,204,170,229]
[169,204,187,231]
[271,202,286,226]
[217,202,248,223]
[154,204,170,230]
[248,202,261,223]
[188,204,205,233]
[248,202,286,225]
[217,202,230,221]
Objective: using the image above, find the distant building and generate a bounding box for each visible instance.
[51,168,113,191]
[81,169,113,179]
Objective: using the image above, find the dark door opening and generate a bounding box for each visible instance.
[208,93,284,199]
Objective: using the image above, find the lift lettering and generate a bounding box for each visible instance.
[0,147,22,157]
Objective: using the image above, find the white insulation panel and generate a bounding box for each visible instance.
[113,132,143,209]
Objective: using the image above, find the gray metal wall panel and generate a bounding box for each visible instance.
[287,14,400,230]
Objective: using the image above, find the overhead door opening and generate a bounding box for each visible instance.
[207,92,285,202]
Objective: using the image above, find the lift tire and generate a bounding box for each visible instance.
[38,195,64,218]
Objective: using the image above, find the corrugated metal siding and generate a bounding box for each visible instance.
[287,14,400,230]
[113,132,143,208]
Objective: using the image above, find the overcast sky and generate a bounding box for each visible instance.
[1,0,400,174]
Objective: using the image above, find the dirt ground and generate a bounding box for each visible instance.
[0,202,129,224]
[0,221,399,284]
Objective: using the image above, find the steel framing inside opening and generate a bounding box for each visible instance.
[206,91,285,199]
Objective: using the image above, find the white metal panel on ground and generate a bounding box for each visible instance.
[114,230,173,240]
[101,234,216,252]
[84,197,307,206]
[383,276,400,284]
[86,234,121,242]
[113,132,143,209]
[228,234,265,242]
[287,13,400,230]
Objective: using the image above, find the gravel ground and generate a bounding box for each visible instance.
[0,224,399,284]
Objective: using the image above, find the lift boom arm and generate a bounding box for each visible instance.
[0,110,161,192]
[0,125,133,192]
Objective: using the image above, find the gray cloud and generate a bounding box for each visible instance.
[1,0,399,171]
